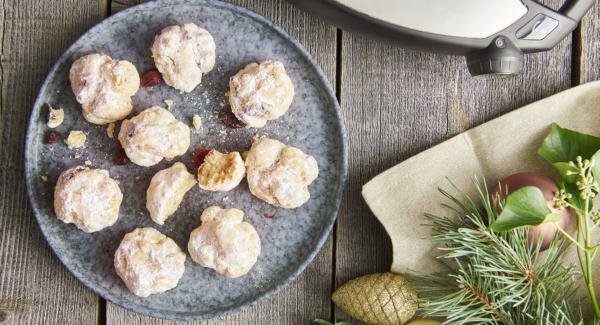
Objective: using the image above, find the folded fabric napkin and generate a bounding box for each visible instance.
[362,81,600,319]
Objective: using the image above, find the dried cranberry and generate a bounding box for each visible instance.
[220,112,246,128]
[114,143,129,165]
[45,131,59,144]
[141,70,161,88]
[193,148,211,168]
[264,213,277,219]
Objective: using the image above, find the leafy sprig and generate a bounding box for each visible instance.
[491,124,600,319]
[418,178,579,324]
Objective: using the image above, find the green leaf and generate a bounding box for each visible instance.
[592,149,600,181]
[552,161,579,183]
[561,181,586,211]
[538,123,600,166]
[490,187,560,232]
[314,319,334,325]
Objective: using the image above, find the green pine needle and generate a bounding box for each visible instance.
[417,177,581,325]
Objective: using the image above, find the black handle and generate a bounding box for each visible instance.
[525,0,594,22]
[512,0,594,52]
[559,0,595,21]
[467,0,594,76]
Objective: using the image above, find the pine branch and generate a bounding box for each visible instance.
[416,178,581,325]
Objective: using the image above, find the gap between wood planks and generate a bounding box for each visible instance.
[331,27,343,323]
[0,0,7,116]
[571,23,582,87]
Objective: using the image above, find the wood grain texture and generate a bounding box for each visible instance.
[335,0,572,319]
[5,0,591,324]
[579,2,600,83]
[0,1,107,324]
[105,0,338,324]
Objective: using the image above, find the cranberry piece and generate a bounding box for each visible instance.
[219,112,246,129]
[264,213,277,219]
[114,143,129,165]
[193,148,211,168]
[141,70,161,88]
[45,131,59,144]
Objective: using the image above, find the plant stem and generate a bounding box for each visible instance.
[577,213,588,279]
[582,199,600,319]
[555,223,586,250]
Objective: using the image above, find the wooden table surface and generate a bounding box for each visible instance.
[1,0,599,324]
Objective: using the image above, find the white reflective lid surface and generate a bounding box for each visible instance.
[334,0,528,39]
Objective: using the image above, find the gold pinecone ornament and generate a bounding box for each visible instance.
[332,272,418,325]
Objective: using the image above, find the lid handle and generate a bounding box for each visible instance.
[558,0,594,21]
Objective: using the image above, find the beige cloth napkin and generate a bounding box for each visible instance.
[362,81,600,318]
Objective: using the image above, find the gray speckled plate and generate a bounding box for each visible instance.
[24,0,347,320]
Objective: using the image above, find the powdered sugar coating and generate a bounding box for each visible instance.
[245,137,318,208]
[146,162,196,225]
[188,206,260,278]
[114,228,186,297]
[118,106,191,167]
[69,53,139,124]
[229,60,294,128]
[54,166,123,233]
[151,23,216,93]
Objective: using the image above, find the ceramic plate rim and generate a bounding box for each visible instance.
[23,0,348,320]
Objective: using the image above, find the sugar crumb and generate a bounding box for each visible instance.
[65,130,86,149]
[106,122,115,139]
[192,115,202,131]
[47,105,64,129]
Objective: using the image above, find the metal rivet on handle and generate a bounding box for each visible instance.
[495,37,506,48]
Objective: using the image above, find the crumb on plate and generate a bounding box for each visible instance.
[107,122,115,139]
[65,130,86,149]
[47,105,64,128]
[192,115,202,130]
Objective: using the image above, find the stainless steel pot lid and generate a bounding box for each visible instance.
[289,0,594,77]
[336,0,528,39]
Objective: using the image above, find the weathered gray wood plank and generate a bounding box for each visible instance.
[579,2,599,83]
[0,0,108,324]
[335,0,572,320]
[106,0,337,324]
